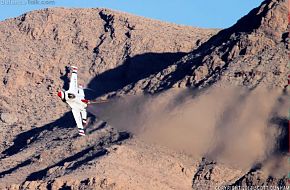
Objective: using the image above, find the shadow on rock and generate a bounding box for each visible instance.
[1,112,77,158]
[60,66,71,90]
[86,52,187,99]
[269,116,288,154]
[26,146,106,181]
[0,158,33,178]
[26,131,130,181]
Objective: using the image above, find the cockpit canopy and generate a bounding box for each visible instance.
[68,93,76,99]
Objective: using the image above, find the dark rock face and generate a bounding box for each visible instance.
[231,171,287,187]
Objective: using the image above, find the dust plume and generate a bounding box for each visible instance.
[88,86,289,172]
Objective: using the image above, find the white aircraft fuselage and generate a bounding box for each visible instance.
[57,66,88,136]
[58,91,87,110]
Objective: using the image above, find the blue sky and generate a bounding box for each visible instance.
[0,0,264,28]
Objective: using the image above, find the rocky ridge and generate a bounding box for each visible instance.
[119,0,288,94]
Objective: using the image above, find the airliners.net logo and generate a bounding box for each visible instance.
[0,0,55,5]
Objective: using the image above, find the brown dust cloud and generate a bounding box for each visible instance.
[88,86,289,175]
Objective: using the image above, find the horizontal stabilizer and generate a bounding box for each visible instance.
[88,99,109,104]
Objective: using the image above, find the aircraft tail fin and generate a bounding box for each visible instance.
[71,66,78,73]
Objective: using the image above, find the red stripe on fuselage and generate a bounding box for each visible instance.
[81,99,89,104]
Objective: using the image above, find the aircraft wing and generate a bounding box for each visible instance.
[68,66,78,93]
[71,108,85,136]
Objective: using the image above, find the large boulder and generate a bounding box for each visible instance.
[0,112,18,124]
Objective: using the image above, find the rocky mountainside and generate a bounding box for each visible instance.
[119,0,288,94]
[0,7,217,148]
[0,0,288,189]
[0,6,218,189]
